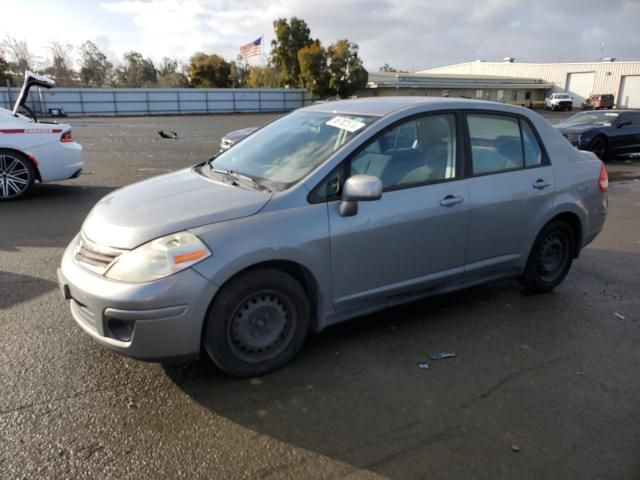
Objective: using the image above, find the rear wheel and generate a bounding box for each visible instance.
[524,221,575,293]
[203,269,310,377]
[588,136,609,161]
[0,149,35,201]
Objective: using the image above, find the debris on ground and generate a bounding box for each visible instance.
[614,312,626,320]
[418,362,430,369]
[158,130,178,139]
[428,352,457,360]
[511,444,521,453]
[250,378,263,386]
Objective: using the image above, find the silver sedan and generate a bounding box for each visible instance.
[58,97,608,377]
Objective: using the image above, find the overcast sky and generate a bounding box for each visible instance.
[2,0,639,71]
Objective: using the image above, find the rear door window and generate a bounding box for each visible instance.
[467,114,523,174]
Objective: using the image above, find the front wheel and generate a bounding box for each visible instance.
[0,149,35,201]
[523,221,575,293]
[203,269,310,377]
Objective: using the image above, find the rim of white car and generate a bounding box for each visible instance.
[0,153,31,199]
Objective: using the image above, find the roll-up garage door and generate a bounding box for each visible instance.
[566,72,595,108]
[619,75,640,108]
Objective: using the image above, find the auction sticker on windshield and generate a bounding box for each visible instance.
[605,113,619,116]
[326,116,366,133]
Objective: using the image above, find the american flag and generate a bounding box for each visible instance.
[240,36,263,59]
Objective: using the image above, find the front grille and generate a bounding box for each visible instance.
[73,234,125,275]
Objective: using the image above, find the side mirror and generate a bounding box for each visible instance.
[617,121,631,128]
[339,175,383,217]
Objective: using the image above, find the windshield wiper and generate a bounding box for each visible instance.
[209,167,271,192]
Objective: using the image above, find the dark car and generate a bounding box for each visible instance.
[582,94,615,110]
[554,110,640,160]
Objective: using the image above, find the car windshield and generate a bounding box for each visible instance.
[564,111,619,126]
[207,111,376,190]
[554,94,570,99]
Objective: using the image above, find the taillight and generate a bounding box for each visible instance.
[598,162,608,193]
[60,131,73,143]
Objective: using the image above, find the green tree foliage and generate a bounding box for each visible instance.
[188,53,231,88]
[79,41,113,87]
[379,63,397,72]
[327,39,368,98]
[115,51,157,87]
[271,17,311,87]
[245,66,280,88]
[44,42,76,86]
[298,41,328,97]
[157,57,189,87]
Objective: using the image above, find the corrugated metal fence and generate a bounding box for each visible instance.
[0,87,312,116]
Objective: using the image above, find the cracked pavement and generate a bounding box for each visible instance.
[0,112,639,479]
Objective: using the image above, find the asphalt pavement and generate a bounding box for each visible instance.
[1,110,639,479]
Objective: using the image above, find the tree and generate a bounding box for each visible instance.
[157,57,188,87]
[245,66,279,88]
[79,41,113,86]
[44,41,76,86]
[229,56,249,88]
[270,17,311,87]
[2,36,34,73]
[379,63,397,73]
[115,51,157,87]
[298,40,328,98]
[0,54,9,85]
[327,39,368,98]
[187,53,231,88]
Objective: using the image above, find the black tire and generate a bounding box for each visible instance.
[524,221,575,293]
[588,135,609,161]
[0,149,35,201]
[203,268,310,377]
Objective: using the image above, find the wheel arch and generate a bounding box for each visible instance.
[0,147,42,181]
[203,259,324,336]
[538,211,583,259]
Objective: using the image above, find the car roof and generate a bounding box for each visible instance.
[302,96,526,117]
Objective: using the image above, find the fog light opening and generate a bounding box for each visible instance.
[105,317,135,342]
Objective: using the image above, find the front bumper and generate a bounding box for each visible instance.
[58,237,218,361]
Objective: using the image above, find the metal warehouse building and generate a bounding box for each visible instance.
[360,72,552,107]
[420,58,640,109]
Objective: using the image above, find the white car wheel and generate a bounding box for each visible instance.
[0,150,35,201]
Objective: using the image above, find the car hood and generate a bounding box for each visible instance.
[554,123,598,134]
[82,167,271,249]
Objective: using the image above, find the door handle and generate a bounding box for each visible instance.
[532,179,551,190]
[440,195,464,207]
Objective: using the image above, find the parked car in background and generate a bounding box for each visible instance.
[59,97,607,377]
[545,93,574,111]
[219,126,258,151]
[582,94,615,110]
[555,110,640,160]
[0,71,83,200]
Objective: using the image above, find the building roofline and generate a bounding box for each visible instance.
[421,60,640,72]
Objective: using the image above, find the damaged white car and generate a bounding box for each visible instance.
[0,72,83,200]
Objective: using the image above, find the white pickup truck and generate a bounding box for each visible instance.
[544,93,574,111]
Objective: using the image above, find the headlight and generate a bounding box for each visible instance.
[105,232,211,283]
[565,133,582,143]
